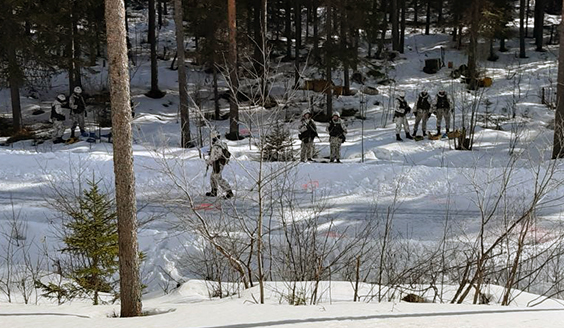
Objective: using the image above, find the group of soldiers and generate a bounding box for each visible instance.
[50,86,88,143]
[298,109,347,163]
[394,90,452,141]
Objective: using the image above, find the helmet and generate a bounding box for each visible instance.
[420,90,428,97]
[73,86,83,94]
[438,90,446,96]
[397,91,405,98]
[302,109,311,116]
[332,112,340,118]
[56,94,66,102]
[210,131,220,139]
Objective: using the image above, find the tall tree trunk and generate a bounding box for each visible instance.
[438,0,444,26]
[552,4,564,159]
[158,0,163,28]
[174,0,191,148]
[7,40,22,133]
[400,0,406,53]
[104,0,142,317]
[285,0,292,59]
[341,1,349,92]
[326,0,333,117]
[526,0,531,37]
[425,0,431,35]
[294,0,301,86]
[213,62,220,119]
[227,0,240,139]
[147,0,164,98]
[313,0,319,60]
[391,0,399,51]
[377,0,388,58]
[535,0,546,51]
[520,0,527,58]
[467,0,480,90]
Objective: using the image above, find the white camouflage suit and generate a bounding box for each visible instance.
[299,117,317,161]
[206,140,232,194]
[413,93,432,135]
[69,92,87,135]
[50,99,66,140]
[327,117,347,161]
[434,93,452,133]
[394,97,411,135]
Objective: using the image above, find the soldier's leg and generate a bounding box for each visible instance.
[413,112,421,134]
[444,110,451,131]
[216,167,232,192]
[300,141,307,161]
[422,111,429,135]
[71,113,78,137]
[306,141,314,160]
[210,172,219,192]
[335,139,342,160]
[403,116,410,134]
[395,117,403,135]
[78,114,86,133]
[330,137,338,160]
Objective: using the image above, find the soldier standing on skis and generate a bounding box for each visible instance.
[298,109,318,162]
[69,86,87,138]
[434,90,452,136]
[50,94,67,144]
[327,112,347,163]
[413,90,432,137]
[205,132,234,199]
[394,92,413,141]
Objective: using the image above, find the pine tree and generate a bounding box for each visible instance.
[261,122,294,162]
[60,181,119,305]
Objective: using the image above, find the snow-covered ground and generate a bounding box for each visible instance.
[2,9,564,327]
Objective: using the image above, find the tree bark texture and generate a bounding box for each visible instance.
[7,35,22,132]
[228,0,240,138]
[391,0,399,51]
[174,0,191,148]
[552,2,564,159]
[148,0,163,96]
[104,0,142,317]
[326,0,333,117]
[520,0,527,58]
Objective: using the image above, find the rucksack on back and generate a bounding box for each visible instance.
[222,146,231,164]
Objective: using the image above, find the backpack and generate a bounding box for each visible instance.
[436,95,450,109]
[221,145,231,164]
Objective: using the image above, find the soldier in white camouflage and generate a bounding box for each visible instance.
[394,92,413,141]
[205,132,233,199]
[413,90,431,137]
[327,112,347,163]
[434,90,452,136]
[69,86,87,138]
[298,109,318,162]
[50,94,67,144]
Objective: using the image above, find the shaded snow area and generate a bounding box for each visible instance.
[2,10,564,328]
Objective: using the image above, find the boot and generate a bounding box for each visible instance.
[422,130,427,136]
[224,190,234,199]
[406,132,413,140]
[434,127,441,137]
[336,159,341,163]
[396,134,403,141]
[205,189,217,197]
[70,129,76,138]
[446,128,450,134]
[330,158,335,163]
[413,129,418,137]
